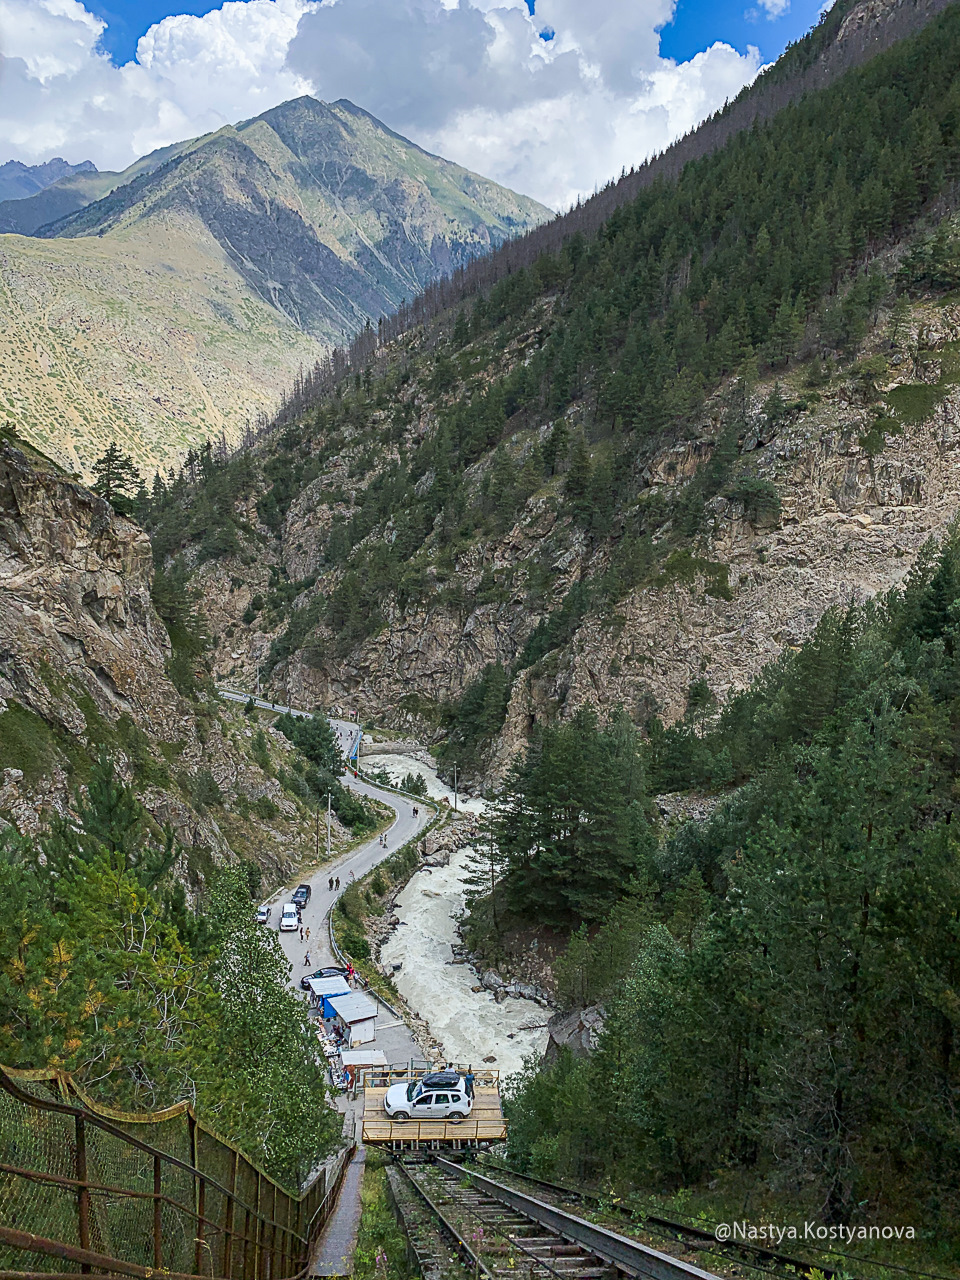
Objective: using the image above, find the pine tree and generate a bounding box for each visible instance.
[92,443,141,511]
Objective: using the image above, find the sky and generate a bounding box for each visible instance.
[0,0,828,210]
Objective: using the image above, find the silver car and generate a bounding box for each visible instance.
[255,904,271,925]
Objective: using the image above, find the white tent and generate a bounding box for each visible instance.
[339,1048,387,1085]
[327,992,378,1046]
[307,976,351,1014]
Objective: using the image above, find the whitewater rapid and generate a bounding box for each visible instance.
[380,846,550,1078]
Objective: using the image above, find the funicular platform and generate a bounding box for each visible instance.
[361,1067,506,1149]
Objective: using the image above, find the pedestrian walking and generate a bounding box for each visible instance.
[303,951,312,967]
[328,876,334,891]
[464,1067,475,1098]
[335,876,340,889]
[305,927,311,941]
[299,926,304,941]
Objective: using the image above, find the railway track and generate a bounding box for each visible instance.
[387,1160,482,1280]
[393,1155,724,1280]
[466,1155,844,1280]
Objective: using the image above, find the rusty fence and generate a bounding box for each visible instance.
[0,1066,352,1280]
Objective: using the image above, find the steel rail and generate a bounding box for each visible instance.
[435,1158,721,1280]
[425,1164,589,1280]
[392,1159,496,1279]
[470,1155,841,1280]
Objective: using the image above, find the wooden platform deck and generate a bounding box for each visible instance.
[361,1086,506,1147]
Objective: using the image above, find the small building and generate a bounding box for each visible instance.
[307,975,351,1017]
[327,992,378,1046]
[340,1049,387,1087]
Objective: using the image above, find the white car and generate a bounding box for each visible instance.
[255,904,271,925]
[384,1073,473,1121]
[279,904,300,932]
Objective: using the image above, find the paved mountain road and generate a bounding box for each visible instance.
[219,690,433,971]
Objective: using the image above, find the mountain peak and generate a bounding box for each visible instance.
[0,157,97,202]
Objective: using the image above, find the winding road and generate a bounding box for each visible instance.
[218,691,433,1044]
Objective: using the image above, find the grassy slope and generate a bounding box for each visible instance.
[0,212,321,477]
[0,97,546,480]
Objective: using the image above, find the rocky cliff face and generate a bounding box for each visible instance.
[190,294,960,789]
[0,439,350,886]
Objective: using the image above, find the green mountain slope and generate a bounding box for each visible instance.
[149,0,960,764]
[0,97,547,477]
[46,97,548,340]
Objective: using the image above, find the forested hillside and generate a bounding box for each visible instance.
[145,1,960,777]
[496,534,960,1234]
[0,430,389,1182]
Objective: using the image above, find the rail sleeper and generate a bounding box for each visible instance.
[434,1159,722,1280]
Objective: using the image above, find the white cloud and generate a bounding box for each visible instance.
[0,0,314,171]
[286,0,762,207]
[0,0,763,207]
[755,0,791,16]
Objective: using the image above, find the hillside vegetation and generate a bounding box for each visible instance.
[0,428,406,1183]
[149,1,960,756]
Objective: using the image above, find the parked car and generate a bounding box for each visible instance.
[383,1076,473,1121]
[300,966,348,991]
[255,904,271,925]
[279,904,300,932]
[292,884,312,909]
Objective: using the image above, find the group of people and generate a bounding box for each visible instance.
[327,875,340,891]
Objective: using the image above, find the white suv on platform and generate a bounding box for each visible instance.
[383,1072,473,1121]
[279,904,300,932]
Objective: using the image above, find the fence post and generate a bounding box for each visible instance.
[242,1208,252,1280]
[153,1154,163,1270]
[223,1148,237,1279]
[263,1181,276,1280]
[254,1172,263,1280]
[195,1175,207,1276]
[74,1115,91,1272]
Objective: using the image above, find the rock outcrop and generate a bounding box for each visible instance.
[0,441,346,886]
[201,301,960,792]
[543,1006,606,1064]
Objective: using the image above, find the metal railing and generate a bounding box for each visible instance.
[0,1066,351,1280]
[358,1067,500,1088]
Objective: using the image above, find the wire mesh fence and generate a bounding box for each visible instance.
[0,1066,350,1280]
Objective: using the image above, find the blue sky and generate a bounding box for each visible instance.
[89,0,827,69]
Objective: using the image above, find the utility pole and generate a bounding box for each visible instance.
[327,792,332,860]
[315,808,320,864]
[255,665,261,699]
[453,763,458,813]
